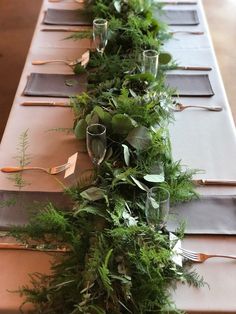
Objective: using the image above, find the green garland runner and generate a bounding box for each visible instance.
[9,1,205,313]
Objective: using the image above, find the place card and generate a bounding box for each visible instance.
[64,152,78,178]
[166,74,214,97]
[43,9,92,26]
[154,10,199,26]
[23,73,87,97]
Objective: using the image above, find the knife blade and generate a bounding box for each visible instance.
[41,28,89,32]
[21,101,71,107]
[177,66,212,71]
[193,179,236,186]
[159,1,197,4]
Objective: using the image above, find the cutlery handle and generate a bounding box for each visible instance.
[185,105,222,111]
[206,254,236,260]
[41,28,82,32]
[1,167,44,173]
[0,243,69,253]
[21,101,70,107]
[32,60,66,65]
[178,66,212,71]
[194,179,236,186]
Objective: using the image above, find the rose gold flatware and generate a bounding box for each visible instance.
[180,248,236,263]
[32,58,82,67]
[41,27,91,32]
[174,103,222,112]
[21,101,71,107]
[176,66,212,71]
[1,162,70,175]
[48,0,85,3]
[0,242,69,253]
[170,31,204,35]
[193,179,236,186]
[160,1,197,4]
[32,51,89,68]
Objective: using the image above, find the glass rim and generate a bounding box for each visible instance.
[143,49,159,58]
[93,18,108,26]
[147,186,170,203]
[86,123,106,136]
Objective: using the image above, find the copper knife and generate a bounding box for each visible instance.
[176,66,212,71]
[21,101,71,107]
[193,179,236,186]
[159,1,197,4]
[41,27,91,32]
[0,242,69,252]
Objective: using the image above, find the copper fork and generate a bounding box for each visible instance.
[174,103,223,112]
[32,58,82,67]
[1,162,70,175]
[180,248,236,263]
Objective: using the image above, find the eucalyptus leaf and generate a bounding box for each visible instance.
[130,176,149,192]
[93,106,112,126]
[122,144,130,166]
[112,114,133,135]
[126,126,151,150]
[113,0,121,13]
[80,187,104,201]
[74,119,87,140]
[159,52,172,65]
[144,174,165,183]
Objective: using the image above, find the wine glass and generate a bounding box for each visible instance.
[86,124,107,168]
[145,186,170,230]
[93,18,108,54]
[142,49,159,78]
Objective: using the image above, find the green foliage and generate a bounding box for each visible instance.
[9,0,203,313]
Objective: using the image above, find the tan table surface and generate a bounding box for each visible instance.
[0,0,235,312]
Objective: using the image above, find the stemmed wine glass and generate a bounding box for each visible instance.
[145,186,170,230]
[93,18,108,55]
[86,124,107,170]
[142,49,159,78]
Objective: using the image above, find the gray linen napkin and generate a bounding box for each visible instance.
[154,10,199,26]
[167,196,236,234]
[24,73,87,97]
[166,74,214,97]
[43,9,92,26]
[0,191,72,230]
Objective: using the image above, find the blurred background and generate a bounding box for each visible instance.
[0,0,235,141]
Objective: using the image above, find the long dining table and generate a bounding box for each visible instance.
[0,0,236,313]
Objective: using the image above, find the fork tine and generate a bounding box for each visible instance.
[180,252,199,262]
[180,247,197,255]
[55,163,70,171]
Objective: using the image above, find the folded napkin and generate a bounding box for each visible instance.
[43,9,92,26]
[154,10,199,26]
[24,73,87,97]
[167,196,236,234]
[166,74,214,97]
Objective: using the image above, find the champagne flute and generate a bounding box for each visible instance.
[145,187,170,230]
[86,124,107,168]
[93,18,108,55]
[142,49,159,78]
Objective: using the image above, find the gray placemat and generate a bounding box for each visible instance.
[43,9,92,26]
[0,191,72,230]
[166,74,214,97]
[167,196,236,234]
[24,73,87,97]
[154,10,199,26]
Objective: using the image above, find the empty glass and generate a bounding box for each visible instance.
[93,18,108,54]
[86,124,107,167]
[145,187,170,230]
[142,49,159,77]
